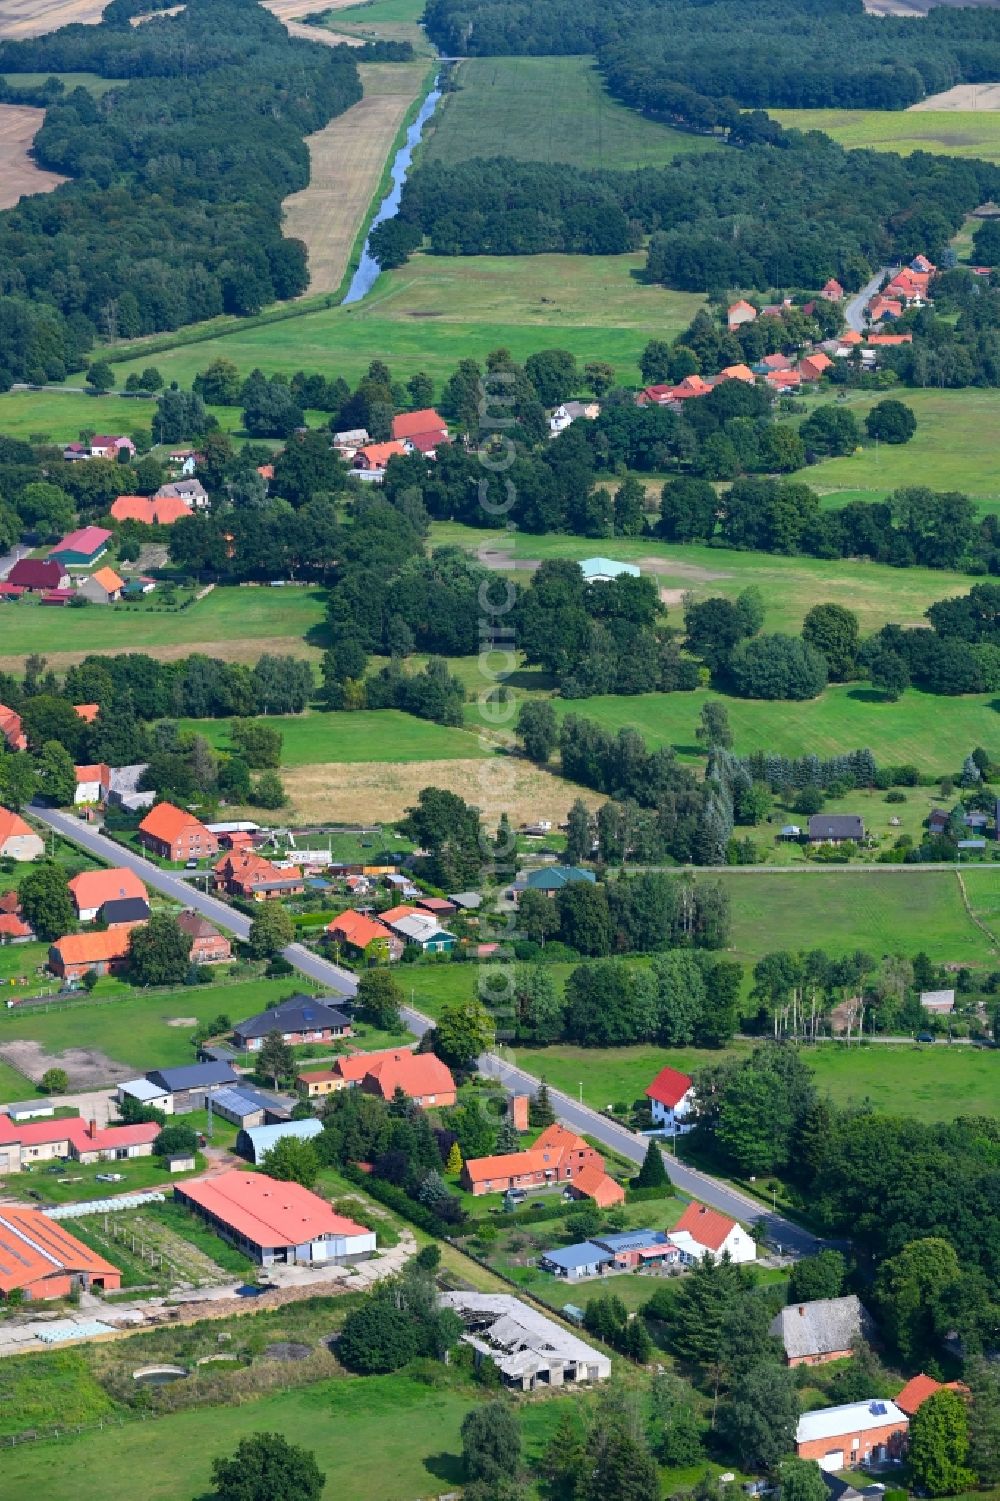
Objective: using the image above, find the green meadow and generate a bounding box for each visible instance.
[177,707,487,765]
[317,0,435,54]
[1,72,125,97]
[424,55,720,170]
[528,1038,1000,1120]
[770,106,1000,164]
[0,388,245,446]
[0,585,328,669]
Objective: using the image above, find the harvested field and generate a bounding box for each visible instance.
[0,104,67,209]
[0,0,104,37]
[910,82,1000,110]
[0,1039,133,1090]
[283,756,602,824]
[283,61,430,295]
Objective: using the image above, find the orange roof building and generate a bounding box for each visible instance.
[111,494,191,525]
[391,407,448,442]
[73,703,100,723]
[326,909,401,957]
[360,1051,457,1108]
[48,928,132,979]
[213,850,303,900]
[68,866,147,921]
[670,1201,756,1263]
[353,441,406,473]
[0,807,44,862]
[175,1170,376,1266]
[0,1206,121,1300]
[462,1122,621,1204]
[139,802,218,862]
[727,298,757,328]
[895,1374,967,1416]
[0,703,27,752]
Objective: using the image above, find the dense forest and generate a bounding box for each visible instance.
[390,138,997,292]
[0,0,361,384]
[424,0,1000,112]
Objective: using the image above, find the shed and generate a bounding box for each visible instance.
[578,557,640,583]
[237,1116,323,1164]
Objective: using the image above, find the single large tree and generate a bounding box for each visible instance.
[357,969,404,1030]
[257,1028,295,1088]
[18,863,75,943]
[433,997,494,1067]
[261,1135,319,1188]
[211,1432,324,1501]
[461,1400,522,1484]
[129,914,192,987]
[909,1389,975,1497]
[247,903,294,958]
[635,1139,668,1190]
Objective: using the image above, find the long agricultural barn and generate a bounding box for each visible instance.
[0,1206,121,1300]
[174,1170,376,1267]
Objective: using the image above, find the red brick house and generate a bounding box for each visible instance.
[177,909,232,963]
[48,928,132,980]
[139,802,218,862]
[795,1399,908,1470]
[462,1123,619,1202]
[326,909,403,961]
[213,850,303,900]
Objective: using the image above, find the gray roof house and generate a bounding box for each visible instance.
[208,1085,296,1128]
[770,1295,872,1366]
[232,995,353,1050]
[539,1241,612,1280]
[440,1292,611,1389]
[523,866,595,895]
[145,1061,238,1112]
[808,814,865,844]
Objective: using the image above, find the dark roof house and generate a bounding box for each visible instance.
[808,814,865,843]
[232,994,353,1046]
[101,896,151,927]
[146,1062,238,1094]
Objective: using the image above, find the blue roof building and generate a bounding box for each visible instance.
[539,1241,612,1280]
[524,866,595,893]
[578,557,641,583]
[592,1229,668,1255]
[237,1117,323,1164]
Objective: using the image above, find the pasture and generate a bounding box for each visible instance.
[0,72,124,95]
[545,684,1000,777]
[791,387,1000,514]
[528,1038,1000,1121]
[423,55,720,170]
[177,707,486,765]
[0,387,247,445]
[770,105,1000,163]
[315,0,435,53]
[0,103,66,208]
[0,585,328,671]
[92,252,704,390]
[432,520,974,636]
[283,60,432,296]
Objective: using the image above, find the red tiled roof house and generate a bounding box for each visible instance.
[139,803,218,862]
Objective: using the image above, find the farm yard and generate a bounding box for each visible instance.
[282,60,433,297]
[0,103,67,208]
[423,55,721,170]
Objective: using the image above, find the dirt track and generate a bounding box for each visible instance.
[0,104,67,208]
[909,83,1000,111]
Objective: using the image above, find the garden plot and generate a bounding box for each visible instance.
[79,1211,230,1289]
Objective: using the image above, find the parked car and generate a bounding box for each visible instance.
[95,1171,124,1183]
[916,1032,935,1044]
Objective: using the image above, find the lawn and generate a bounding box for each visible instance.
[0,584,328,670]
[770,106,1000,164]
[176,707,487,765]
[93,251,704,391]
[0,1374,480,1501]
[544,684,1000,775]
[0,977,313,1099]
[528,1037,1000,1121]
[423,55,720,171]
[5,1150,207,1204]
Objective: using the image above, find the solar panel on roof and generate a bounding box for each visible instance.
[871,1402,886,1415]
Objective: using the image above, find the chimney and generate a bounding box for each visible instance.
[89,1119,97,1139]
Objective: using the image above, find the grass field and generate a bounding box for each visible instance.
[791,387,1000,514]
[177,708,486,765]
[0,1374,480,1501]
[424,55,720,171]
[317,0,435,54]
[0,71,125,95]
[528,1038,1000,1120]
[716,868,996,967]
[283,60,432,296]
[88,251,703,392]
[0,387,245,445]
[770,106,1000,163]
[0,585,328,670]
[545,684,1000,774]
[0,978,311,1099]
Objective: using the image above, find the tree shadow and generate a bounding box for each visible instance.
[424,1451,465,1484]
[846,686,889,704]
[304,620,333,650]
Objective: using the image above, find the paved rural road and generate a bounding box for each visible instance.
[33,805,822,1251]
[29,804,359,1000]
[0,542,29,580]
[844,267,889,332]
